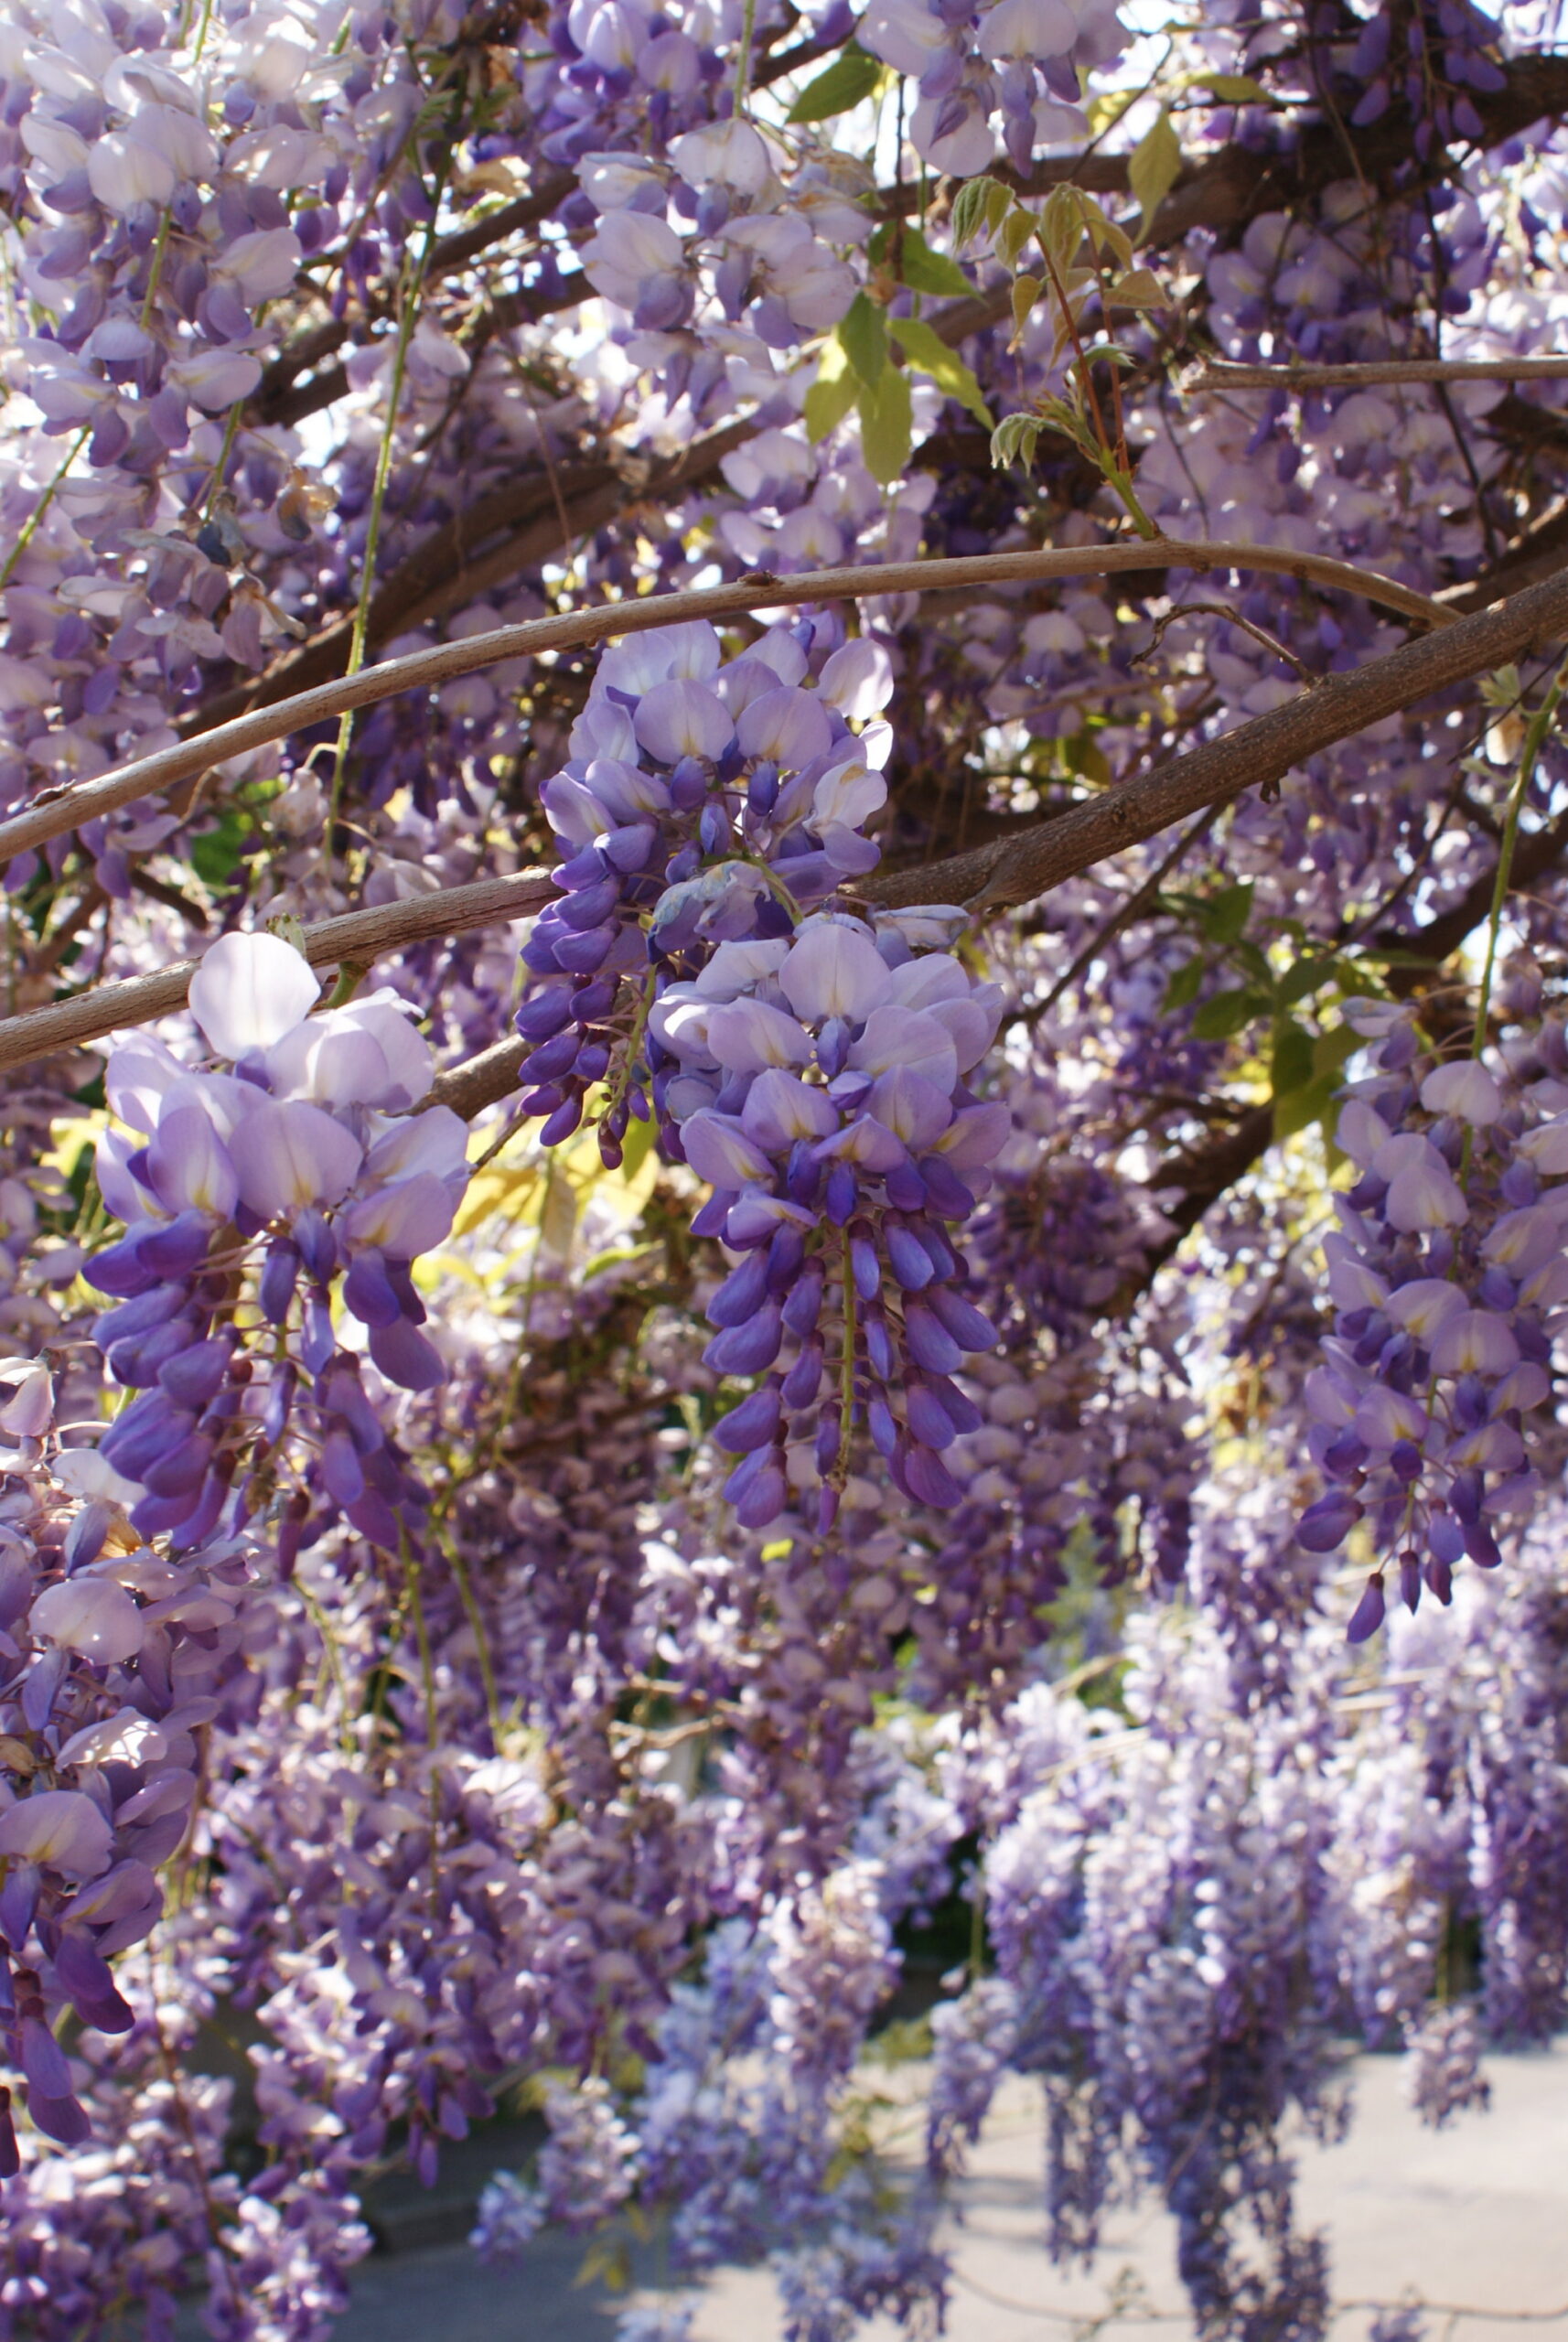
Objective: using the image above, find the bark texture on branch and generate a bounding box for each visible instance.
[0,871,553,1076]
[4,538,1447,872]
[862,562,1568,915]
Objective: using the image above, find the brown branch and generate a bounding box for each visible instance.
[424,1032,529,1120]
[0,871,553,1076]
[1193,357,1568,391]
[2,539,1450,874]
[250,172,575,427]
[1442,500,1568,614]
[190,278,1006,734]
[253,272,588,435]
[860,561,1568,916]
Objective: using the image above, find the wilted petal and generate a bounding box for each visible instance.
[188,932,320,1059]
[0,1360,53,1438]
[0,1789,113,1881]
[235,1101,364,1218]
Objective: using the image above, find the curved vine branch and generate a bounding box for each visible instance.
[0,539,1453,873]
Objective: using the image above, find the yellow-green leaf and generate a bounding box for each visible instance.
[1129,107,1183,241]
[895,228,972,298]
[888,317,993,424]
[950,174,1011,249]
[840,291,887,387]
[805,330,856,441]
[1011,272,1042,338]
[857,365,912,484]
[997,206,1038,271]
[1106,266,1168,308]
[1188,70,1272,102]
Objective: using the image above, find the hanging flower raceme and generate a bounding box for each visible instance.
[87,933,469,1552]
[1298,995,1568,1634]
[512,619,1012,1526]
[0,1421,266,2169]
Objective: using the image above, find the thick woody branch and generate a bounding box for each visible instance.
[861,562,1568,917]
[0,871,553,1077]
[5,539,1450,875]
[1193,358,1568,392]
[424,1033,529,1120]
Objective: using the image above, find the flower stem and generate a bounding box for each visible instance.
[0,427,91,591]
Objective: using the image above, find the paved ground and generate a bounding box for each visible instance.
[325,2047,1568,2342]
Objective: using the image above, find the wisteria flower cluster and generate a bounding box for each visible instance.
[1298,995,1568,1635]
[90,932,468,1550]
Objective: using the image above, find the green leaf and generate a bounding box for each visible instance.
[190,805,250,886]
[1190,986,1263,1041]
[1011,272,1042,338]
[895,228,972,298]
[888,316,992,424]
[857,365,913,484]
[1199,880,1253,946]
[1105,267,1167,309]
[805,331,857,442]
[840,292,887,388]
[1190,70,1272,102]
[997,207,1038,271]
[990,412,1042,470]
[1273,1069,1340,1143]
[1163,956,1204,1013]
[950,175,1011,250]
[787,41,883,121]
[1313,1024,1360,1080]
[1063,729,1111,785]
[1282,951,1329,1006]
[1129,107,1183,241]
[1271,1015,1315,1097]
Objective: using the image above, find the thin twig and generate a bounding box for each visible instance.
[1192,357,1568,390]
[0,539,1455,873]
